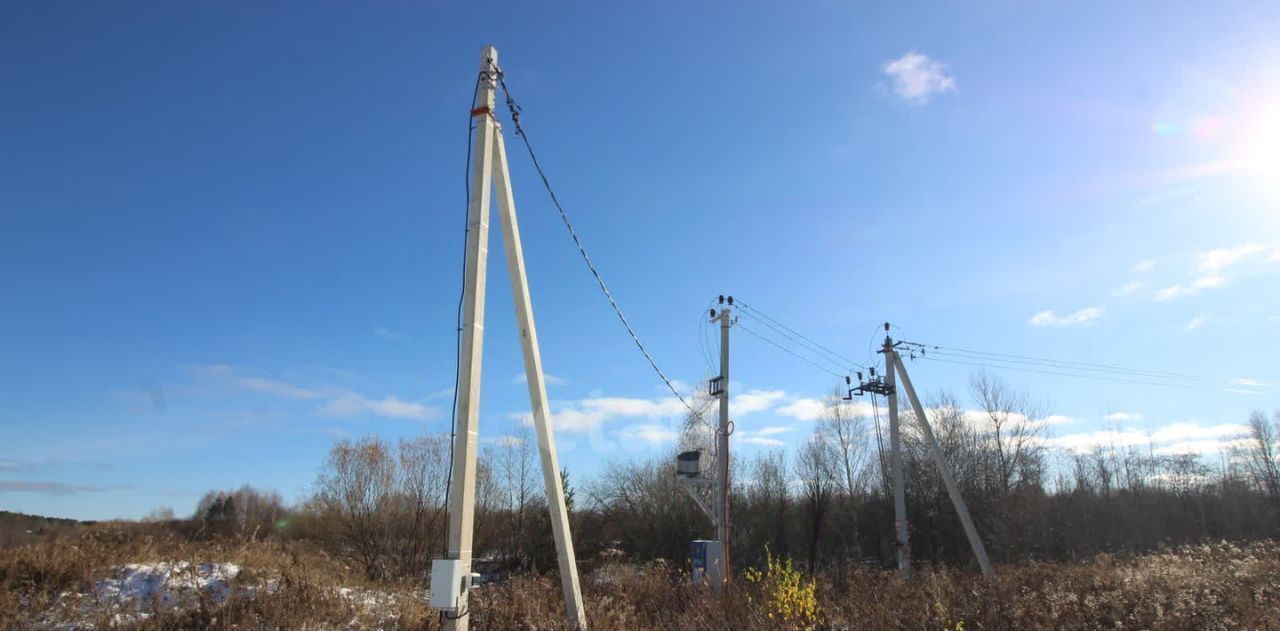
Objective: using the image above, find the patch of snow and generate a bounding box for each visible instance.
[94,561,242,608]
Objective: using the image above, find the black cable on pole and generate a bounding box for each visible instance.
[494,69,712,430]
[442,70,485,556]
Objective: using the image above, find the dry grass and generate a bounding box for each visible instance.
[2,524,1278,629]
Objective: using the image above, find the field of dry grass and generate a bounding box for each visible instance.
[2,523,1278,630]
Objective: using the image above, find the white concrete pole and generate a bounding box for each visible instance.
[891,351,995,577]
[885,338,910,579]
[491,127,588,628]
[717,305,731,582]
[443,45,499,631]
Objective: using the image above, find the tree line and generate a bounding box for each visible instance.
[183,373,1280,582]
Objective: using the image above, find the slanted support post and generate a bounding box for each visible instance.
[890,350,995,577]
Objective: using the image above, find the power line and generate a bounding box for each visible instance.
[736,300,868,371]
[495,69,712,430]
[916,355,1188,388]
[902,341,1206,382]
[736,321,847,379]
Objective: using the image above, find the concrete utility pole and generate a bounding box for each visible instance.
[884,335,910,579]
[435,46,587,631]
[716,300,732,582]
[890,350,994,577]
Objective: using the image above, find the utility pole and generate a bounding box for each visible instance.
[851,323,993,579]
[884,332,910,579]
[716,296,732,583]
[433,46,587,630]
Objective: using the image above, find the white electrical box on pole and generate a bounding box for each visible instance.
[433,46,587,631]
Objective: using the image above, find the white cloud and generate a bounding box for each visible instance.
[513,372,566,386]
[1050,429,1150,454]
[1110,281,1142,297]
[1050,421,1250,455]
[191,364,320,400]
[1039,415,1076,427]
[1104,412,1143,422]
[1131,260,1156,274]
[1154,243,1274,301]
[1155,275,1223,301]
[755,426,793,436]
[1148,422,1250,443]
[1185,315,1210,332]
[882,52,956,104]
[1197,244,1264,274]
[1269,249,1280,263]
[777,398,873,421]
[320,394,437,421]
[192,364,439,422]
[740,436,787,447]
[513,395,694,433]
[1028,307,1103,327]
[1230,378,1265,387]
[616,423,678,445]
[731,389,786,415]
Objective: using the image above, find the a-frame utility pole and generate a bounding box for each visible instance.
[434,46,587,631]
[869,325,993,579]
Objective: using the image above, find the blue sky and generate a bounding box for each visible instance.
[2,1,1279,520]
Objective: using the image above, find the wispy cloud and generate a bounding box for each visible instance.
[511,395,692,433]
[1154,243,1273,301]
[1050,421,1251,455]
[1184,314,1210,332]
[882,52,956,104]
[731,389,787,415]
[513,372,566,386]
[190,364,438,422]
[777,398,873,421]
[1131,260,1156,274]
[319,394,437,421]
[735,424,795,447]
[0,481,131,495]
[1110,281,1142,297]
[190,364,321,399]
[616,423,678,445]
[1104,412,1143,422]
[1028,307,1103,327]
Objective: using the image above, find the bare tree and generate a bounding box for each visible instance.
[1240,410,1280,503]
[971,372,1048,495]
[818,389,873,498]
[397,434,449,577]
[497,426,537,568]
[817,389,873,561]
[797,433,837,573]
[315,437,398,578]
